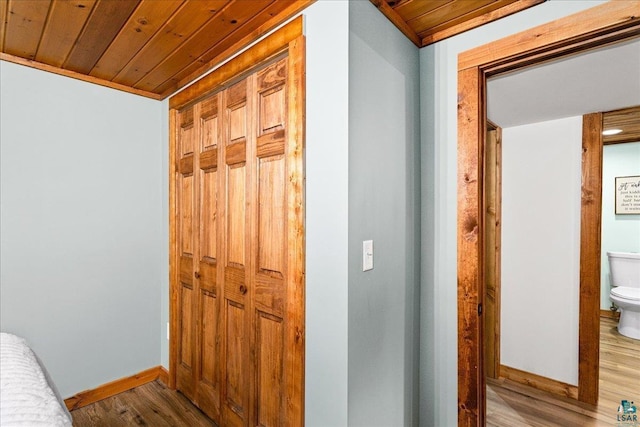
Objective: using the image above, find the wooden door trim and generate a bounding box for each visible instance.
[169,16,306,423]
[579,112,603,405]
[484,123,501,381]
[457,3,640,426]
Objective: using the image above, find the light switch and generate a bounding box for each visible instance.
[363,240,373,271]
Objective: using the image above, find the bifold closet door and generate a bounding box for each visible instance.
[246,58,290,427]
[174,55,298,427]
[221,75,251,427]
[175,95,223,422]
[220,58,291,427]
[176,105,197,401]
[196,95,223,422]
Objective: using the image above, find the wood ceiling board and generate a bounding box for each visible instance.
[371,0,546,47]
[407,0,498,34]
[134,0,276,92]
[112,0,229,87]
[421,0,544,45]
[603,106,640,145]
[63,0,140,73]
[157,0,315,97]
[89,0,184,81]
[0,1,8,51]
[3,0,51,59]
[394,0,452,23]
[35,0,96,67]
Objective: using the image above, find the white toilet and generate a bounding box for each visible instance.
[608,251,640,340]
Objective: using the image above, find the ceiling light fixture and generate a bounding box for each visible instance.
[602,128,623,136]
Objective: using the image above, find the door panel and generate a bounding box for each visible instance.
[198,290,219,419]
[225,300,247,419]
[226,164,246,266]
[257,156,285,277]
[256,311,284,427]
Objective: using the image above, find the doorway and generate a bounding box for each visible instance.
[456,3,640,426]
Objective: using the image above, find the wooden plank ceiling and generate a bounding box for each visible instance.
[370,0,545,47]
[0,0,313,99]
[0,0,546,100]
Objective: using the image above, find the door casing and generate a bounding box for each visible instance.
[456,3,640,426]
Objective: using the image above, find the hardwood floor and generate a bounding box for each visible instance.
[70,317,637,426]
[487,317,640,426]
[70,380,217,427]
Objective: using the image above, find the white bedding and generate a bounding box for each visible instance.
[0,332,73,426]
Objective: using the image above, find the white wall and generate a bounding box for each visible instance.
[348,1,420,426]
[419,1,606,424]
[500,117,582,386]
[0,61,164,397]
[601,142,640,308]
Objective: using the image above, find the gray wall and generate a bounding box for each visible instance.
[348,2,420,426]
[305,2,350,425]
[0,61,164,397]
[419,1,607,425]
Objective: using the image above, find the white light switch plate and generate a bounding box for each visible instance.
[363,240,373,271]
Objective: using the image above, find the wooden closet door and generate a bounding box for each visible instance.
[196,95,223,421]
[176,106,197,401]
[220,76,252,427]
[171,26,305,426]
[219,57,292,427]
[249,58,289,427]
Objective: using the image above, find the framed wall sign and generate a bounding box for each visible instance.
[615,175,640,214]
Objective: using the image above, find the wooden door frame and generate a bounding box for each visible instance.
[457,3,640,426]
[168,16,306,425]
[483,122,501,381]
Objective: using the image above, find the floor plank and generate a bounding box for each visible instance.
[70,380,217,427]
[487,317,640,426]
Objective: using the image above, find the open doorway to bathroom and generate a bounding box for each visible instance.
[481,105,640,426]
[456,3,640,426]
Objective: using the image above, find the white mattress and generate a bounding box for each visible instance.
[0,332,73,426]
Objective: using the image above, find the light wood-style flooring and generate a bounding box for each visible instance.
[70,318,637,426]
[70,380,216,427]
[487,317,640,426]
